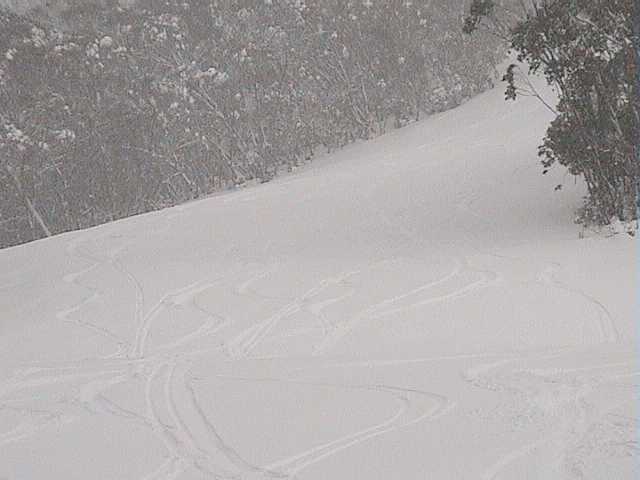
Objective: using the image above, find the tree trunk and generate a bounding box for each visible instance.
[3,164,52,238]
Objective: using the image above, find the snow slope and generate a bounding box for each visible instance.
[0,72,637,480]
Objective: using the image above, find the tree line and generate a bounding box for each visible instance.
[0,0,503,248]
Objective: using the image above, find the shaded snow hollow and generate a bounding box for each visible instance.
[0,72,637,480]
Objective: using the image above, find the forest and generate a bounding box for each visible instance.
[0,0,503,248]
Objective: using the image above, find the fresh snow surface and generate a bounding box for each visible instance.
[0,74,637,480]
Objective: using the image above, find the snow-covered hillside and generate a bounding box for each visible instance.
[0,73,636,480]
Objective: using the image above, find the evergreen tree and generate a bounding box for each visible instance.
[465,0,639,225]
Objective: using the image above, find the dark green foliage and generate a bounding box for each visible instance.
[465,0,638,225]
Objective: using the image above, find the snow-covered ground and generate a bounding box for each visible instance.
[0,73,637,480]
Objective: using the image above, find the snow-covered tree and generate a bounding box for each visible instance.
[1,0,504,247]
[465,0,638,225]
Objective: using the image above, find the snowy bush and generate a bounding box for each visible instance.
[0,1,504,248]
[465,0,638,226]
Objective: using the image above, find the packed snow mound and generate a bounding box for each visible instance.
[0,72,636,480]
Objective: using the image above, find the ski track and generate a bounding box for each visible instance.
[1,78,634,480]
[227,269,361,359]
[138,358,283,479]
[313,257,498,356]
[56,239,131,351]
[5,248,627,478]
[478,381,597,480]
[460,262,627,480]
[465,340,631,480]
[2,248,632,479]
[1,245,631,480]
[129,280,221,360]
[183,371,286,479]
[213,374,455,477]
[144,362,189,480]
[537,263,620,344]
[481,439,545,480]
